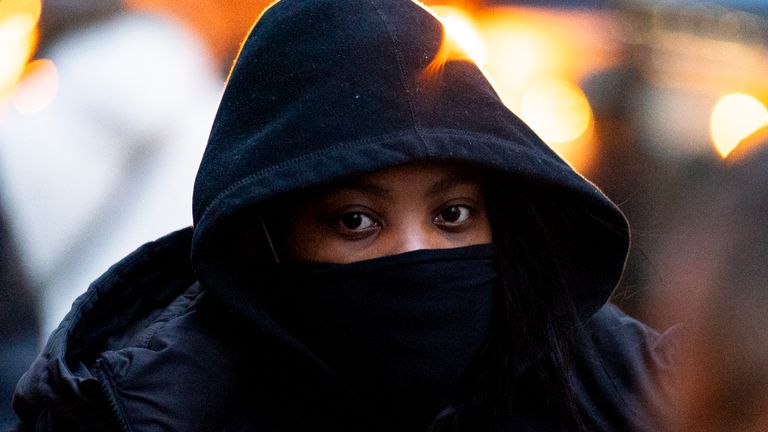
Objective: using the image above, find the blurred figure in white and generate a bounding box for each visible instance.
[0,0,261,339]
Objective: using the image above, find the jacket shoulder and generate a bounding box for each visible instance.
[574,303,682,431]
[11,228,242,431]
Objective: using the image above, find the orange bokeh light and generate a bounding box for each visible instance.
[711,93,768,159]
[0,0,41,25]
[429,6,486,66]
[519,79,595,173]
[0,0,42,100]
[468,6,615,173]
[520,79,592,145]
[421,4,488,80]
[12,59,59,114]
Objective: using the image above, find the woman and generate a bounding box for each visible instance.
[12,0,677,430]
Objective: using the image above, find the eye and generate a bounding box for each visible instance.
[433,205,472,227]
[337,212,379,232]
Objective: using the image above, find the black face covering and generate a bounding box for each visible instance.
[261,244,497,429]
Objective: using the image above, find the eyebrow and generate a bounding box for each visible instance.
[333,181,392,198]
[426,175,478,198]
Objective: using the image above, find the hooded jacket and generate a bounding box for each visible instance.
[12,0,679,430]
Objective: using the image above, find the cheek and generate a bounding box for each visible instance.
[286,219,330,262]
[450,209,492,246]
[475,214,493,243]
[451,221,492,248]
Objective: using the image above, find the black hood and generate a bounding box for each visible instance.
[191,0,629,323]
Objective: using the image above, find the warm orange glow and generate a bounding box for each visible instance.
[11,59,58,113]
[711,93,768,158]
[551,121,595,174]
[125,0,272,66]
[482,26,559,101]
[430,6,486,66]
[477,7,620,109]
[0,0,41,24]
[419,4,611,172]
[520,80,592,145]
[0,17,37,99]
[518,79,595,172]
[0,0,42,99]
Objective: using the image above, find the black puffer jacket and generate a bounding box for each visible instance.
[13,0,679,430]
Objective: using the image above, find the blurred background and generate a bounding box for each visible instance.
[1,0,767,429]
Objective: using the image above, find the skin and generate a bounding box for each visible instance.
[283,162,492,263]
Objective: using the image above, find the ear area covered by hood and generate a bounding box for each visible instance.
[191,0,629,323]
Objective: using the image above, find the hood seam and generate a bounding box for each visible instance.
[366,0,429,155]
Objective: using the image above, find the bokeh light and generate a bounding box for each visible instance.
[430,6,486,66]
[12,59,59,114]
[0,0,41,23]
[482,26,559,102]
[518,79,594,172]
[520,79,593,145]
[0,19,38,100]
[711,93,768,158]
[0,0,42,100]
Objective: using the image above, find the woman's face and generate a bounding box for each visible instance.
[284,162,492,263]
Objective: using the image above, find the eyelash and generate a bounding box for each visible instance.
[326,207,381,239]
[330,203,476,238]
[433,204,474,230]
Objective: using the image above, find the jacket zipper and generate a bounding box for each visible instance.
[93,358,133,432]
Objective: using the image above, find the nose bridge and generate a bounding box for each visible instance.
[392,216,439,253]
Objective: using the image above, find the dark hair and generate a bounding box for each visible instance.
[427,177,592,431]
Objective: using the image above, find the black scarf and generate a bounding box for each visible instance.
[261,244,497,430]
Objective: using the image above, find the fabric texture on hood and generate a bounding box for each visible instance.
[191,0,629,331]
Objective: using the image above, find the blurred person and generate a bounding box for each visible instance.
[37,0,124,47]
[11,0,679,430]
[651,128,768,431]
[0,189,38,430]
[0,0,253,339]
